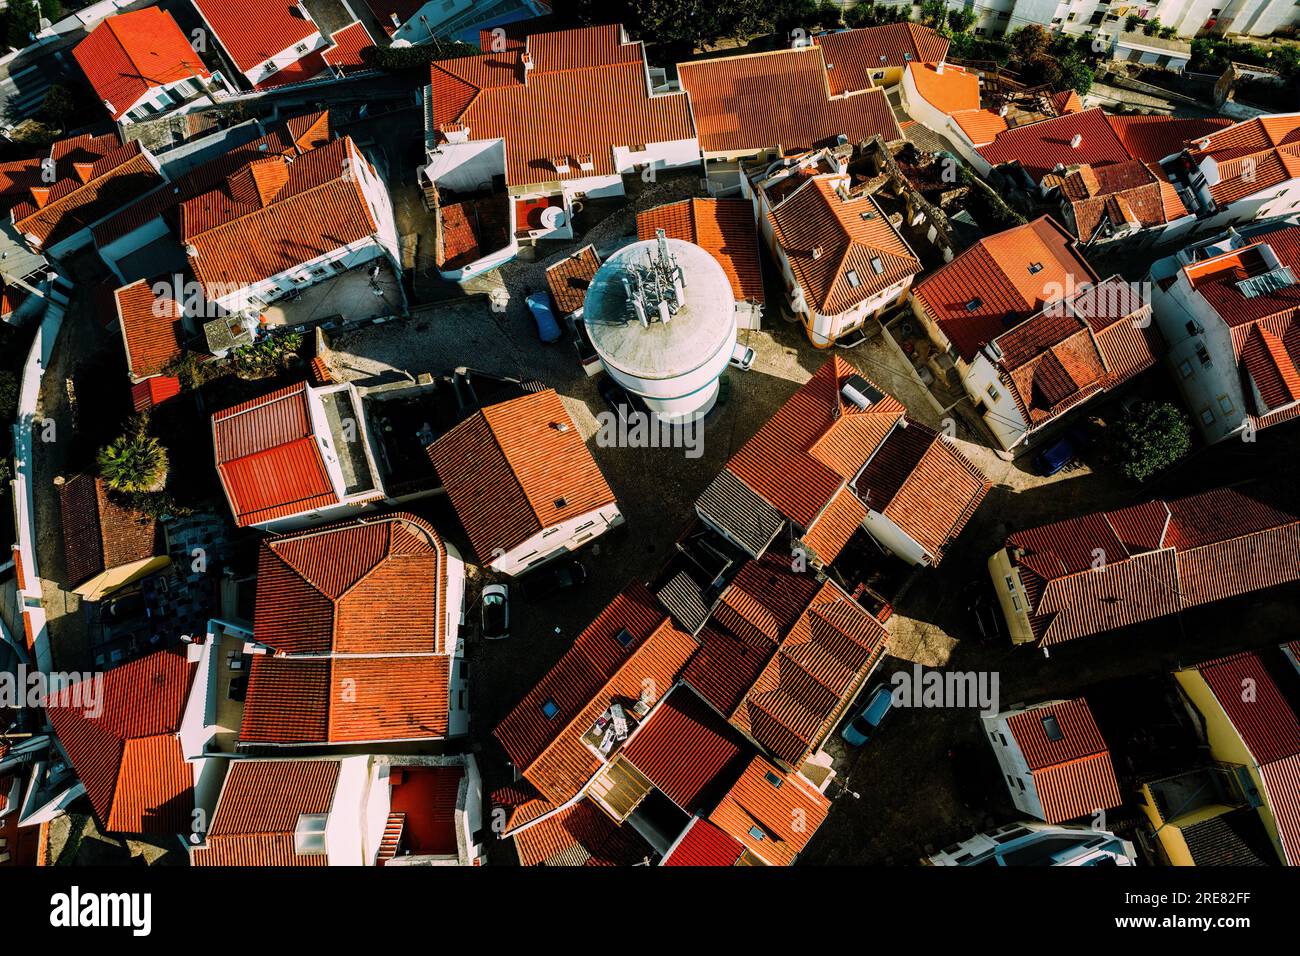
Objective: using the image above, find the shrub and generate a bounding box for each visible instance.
[0,370,17,421]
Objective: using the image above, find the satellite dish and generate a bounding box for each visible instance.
[540,206,566,230]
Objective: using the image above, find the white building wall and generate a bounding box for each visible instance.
[492,501,624,576]
[982,712,1046,819]
[862,509,931,566]
[325,755,371,866]
[965,352,1031,450]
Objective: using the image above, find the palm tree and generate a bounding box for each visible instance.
[98,419,168,494]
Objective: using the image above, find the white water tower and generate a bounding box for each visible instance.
[584,231,737,423]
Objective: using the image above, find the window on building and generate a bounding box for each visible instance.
[987,384,1000,402]
[541,698,560,719]
[1028,261,1043,274]
[748,825,767,840]
[1200,407,1216,426]
[613,627,634,648]
[1179,359,1194,378]
[846,269,861,288]
[1196,344,1212,366]
[1042,715,1064,741]
[1006,774,1016,788]
[1218,395,1234,415]
[1016,777,1026,791]
[293,814,328,854]
[870,256,884,274]
[295,43,309,54]
[764,770,783,788]
[965,297,983,311]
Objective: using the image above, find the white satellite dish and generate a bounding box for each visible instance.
[540,206,566,230]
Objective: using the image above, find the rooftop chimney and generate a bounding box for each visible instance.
[1070,134,1083,149]
[811,246,823,260]
[935,61,944,75]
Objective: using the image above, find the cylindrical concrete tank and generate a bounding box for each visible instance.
[584,236,737,423]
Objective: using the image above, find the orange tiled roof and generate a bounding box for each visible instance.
[211,381,341,527]
[493,585,696,808]
[904,63,1007,145]
[428,24,693,188]
[1005,485,1300,645]
[192,760,339,866]
[911,215,1098,361]
[637,198,765,304]
[10,134,162,248]
[1185,114,1300,206]
[114,278,184,381]
[321,22,375,72]
[181,136,380,294]
[544,244,600,316]
[767,177,919,315]
[239,514,452,745]
[708,755,830,865]
[191,0,320,74]
[815,22,949,94]
[45,648,196,834]
[1005,698,1122,824]
[512,797,653,866]
[72,8,211,120]
[677,46,901,155]
[58,473,162,589]
[428,388,616,563]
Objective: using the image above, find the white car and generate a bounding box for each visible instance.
[729,343,755,371]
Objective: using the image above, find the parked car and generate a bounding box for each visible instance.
[526,292,563,343]
[729,343,755,371]
[841,682,895,746]
[519,558,587,599]
[597,374,649,424]
[480,584,509,639]
[1034,435,1079,477]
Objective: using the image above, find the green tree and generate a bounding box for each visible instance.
[1010,25,1052,64]
[6,1,39,49]
[98,418,169,494]
[1125,14,1142,31]
[38,84,75,132]
[947,8,977,34]
[1053,52,1094,94]
[920,0,946,28]
[1111,400,1192,482]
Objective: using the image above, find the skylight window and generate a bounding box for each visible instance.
[764,770,783,788]
[748,825,767,840]
[541,698,560,719]
[613,627,634,648]
[870,256,884,274]
[965,297,983,311]
[293,813,328,855]
[1028,262,1044,274]
[1042,714,1063,741]
[846,270,861,288]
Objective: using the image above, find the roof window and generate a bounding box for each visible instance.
[748,825,766,840]
[1028,262,1044,274]
[870,256,884,274]
[293,813,328,855]
[965,297,983,311]
[764,770,783,788]
[613,627,634,648]
[846,270,860,288]
[1042,714,1063,741]
[541,698,560,719]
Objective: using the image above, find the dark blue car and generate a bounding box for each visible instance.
[526,292,563,343]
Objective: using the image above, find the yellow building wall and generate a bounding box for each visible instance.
[1174,669,1289,865]
[74,556,171,603]
[987,548,1035,645]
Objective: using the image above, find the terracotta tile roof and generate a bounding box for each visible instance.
[93,111,332,246]
[57,474,161,589]
[512,797,652,866]
[815,23,949,94]
[181,136,380,294]
[677,47,901,155]
[1050,90,1083,115]
[192,760,339,866]
[989,276,1159,432]
[978,109,1131,182]
[662,815,745,865]
[621,687,745,813]
[493,585,696,807]
[10,135,161,248]
[800,485,867,565]
[950,107,1009,146]
[1191,651,1300,865]
[728,578,889,767]
[428,25,693,187]
[428,388,616,563]
[852,421,989,558]
[211,381,340,527]
[1105,114,1230,164]
[637,198,764,303]
[1005,485,1300,645]
[321,22,375,73]
[46,648,195,834]
[911,216,1098,361]
[724,356,904,529]
[253,513,448,654]
[191,0,320,74]
[767,178,919,315]
[1060,159,1174,240]
[1005,698,1122,824]
[132,375,182,412]
[1184,225,1300,330]
[114,278,184,381]
[73,8,211,120]
[545,244,600,316]
[239,514,452,745]
[708,756,829,865]
[1186,114,1300,207]
[252,50,328,90]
